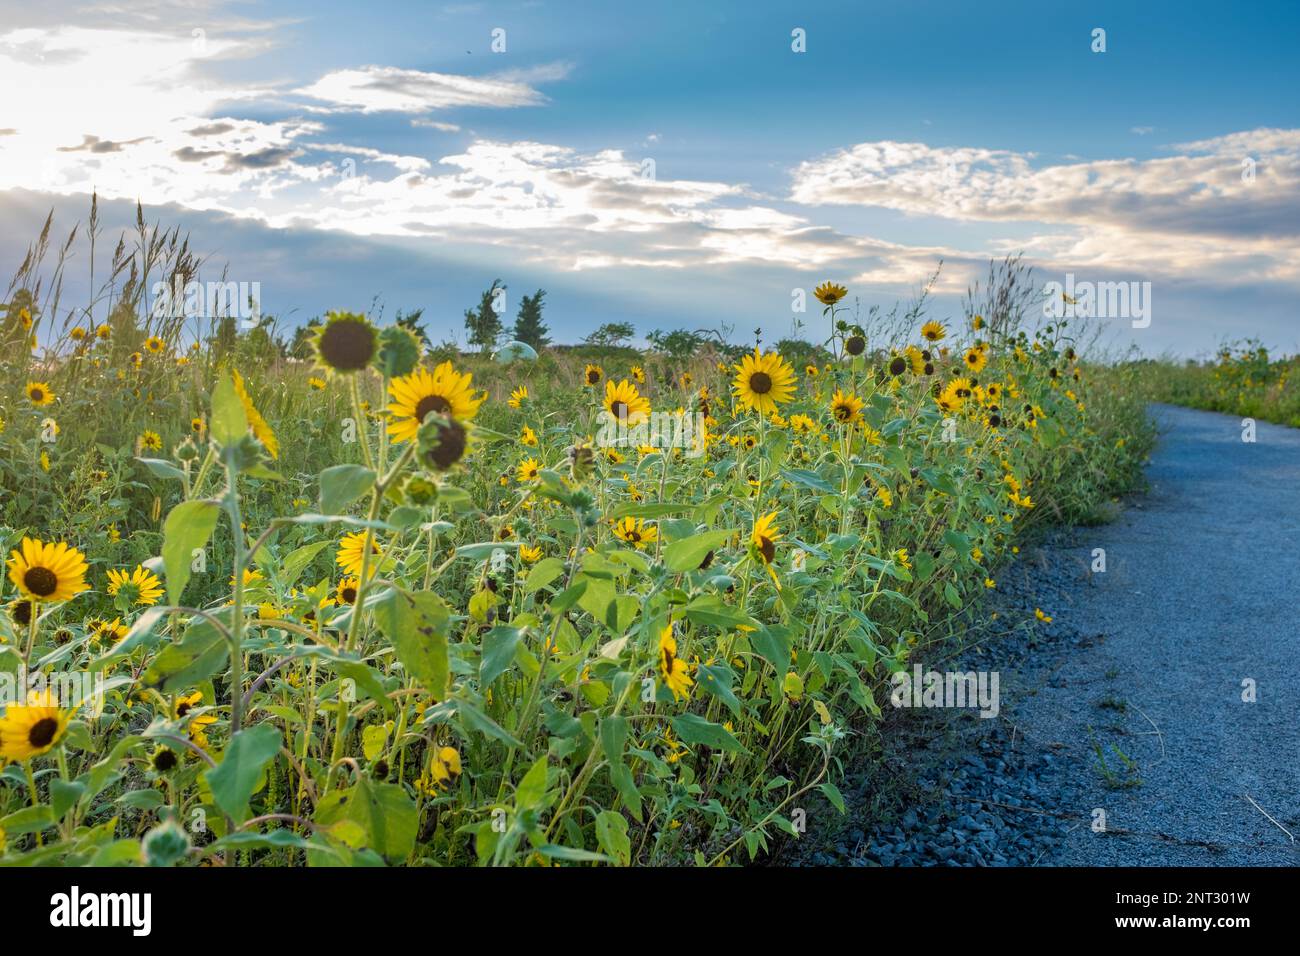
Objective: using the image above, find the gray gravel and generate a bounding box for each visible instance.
[789,403,1300,867]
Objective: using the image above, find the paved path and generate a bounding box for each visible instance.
[1015,403,1300,864]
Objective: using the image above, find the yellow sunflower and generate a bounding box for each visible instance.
[658,623,694,701]
[386,362,486,443]
[602,378,651,426]
[963,347,988,374]
[750,512,782,586]
[95,325,111,341]
[507,385,528,409]
[920,320,947,343]
[106,565,164,607]
[25,382,55,407]
[7,537,89,604]
[143,336,165,355]
[520,424,538,447]
[337,531,382,578]
[583,364,603,387]
[231,369,280,459]
[139,430,163,452]
[814,282,848,306]
[516,457,541,483]
[87,617,128,643]
[630,365,646,384]
[311,311,377,374]
[519,543,543,563]
[731,348,796,416]
[829,388,864,425]
[335,576,360,605]
[611,516,657,550]
[0,690,73,762]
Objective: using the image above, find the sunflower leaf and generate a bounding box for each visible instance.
[161,499,221,606]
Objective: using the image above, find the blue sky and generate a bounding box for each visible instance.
[1,0,1298,356]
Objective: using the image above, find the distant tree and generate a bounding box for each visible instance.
[512,289,550,349]
[584,321,636,348]
[464,279,505,353]
[395,308,430,350]
[646,327,706,361]
[289,322,316,360]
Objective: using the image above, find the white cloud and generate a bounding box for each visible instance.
[296,64,562,114]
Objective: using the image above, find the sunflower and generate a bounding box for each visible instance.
[106,565,164,607]
[602,378,651,426]
[308,376,326,390]
[144,336,165,355]
[963,347,988,374]
[95,324,111,340]
[70,326,86,341]
[804,364,819,378]
[419,416,470,471]
[845,333,866,356]
[335,576,360,605]
[887,353,908,377]
[139,430,163,452]
[7,598,33,627]
[25,382,55,407]
[732,348,796,417]
[387,362,486,443]
[190,416,205,435]
[750,512,782,585]
[971,314,985,331]
[630,365,646,384]
[337,531,382,578]
[87,617,128,643]
[583,364,603,387]
[519,543,543,563]
[814,282,848,306]
[520,424,538,447]
[507,385,528,409]
[312,311,377,373]
[231,369,280,459]
[920,321,947,343]
[1035,608,1053,623]
[611,516,657,550]
[658,623,694,701]
[0,690,73,762]
[516,457,541,483]
[7,537,89,604]
[829,388,864,425]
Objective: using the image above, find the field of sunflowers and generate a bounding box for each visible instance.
[0,222,1156,866]
[1144,342,1300,428]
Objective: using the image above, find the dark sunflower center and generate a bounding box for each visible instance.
[586,370,600,384]
[415,394,451,421]
[846,335,865,356]
[153,748,178,771]
[12,600,33,625]
[24,566,58,597]
[610,400,629,420]
[177,701,193,717]
[626,530,641,543]
[889,357,906,376]
[317,320,376,371]
[30,388,44,401]
[749,371,773,395]
[834,404,852,422]
[341,586,357,603]
[425,421,468,470]
[28,717,59,748]
[757,535,775,564]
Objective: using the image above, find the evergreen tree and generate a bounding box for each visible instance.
[464,279,505,352]
[512,289,550,349]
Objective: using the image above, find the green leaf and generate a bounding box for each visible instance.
[162,499,221,606]
[372,588,451,700]
[480,625,523,688]
[523,557,566,594]
[204,723,282,823]
[50,779,86,820]
[669,713,748,753]
[136,457,187,482]
[143,612,232,693]
[312,775,416,864]
[594,810,631,866]
[318,464,377,515]
[781,468,837,494]
[663,529,735,572]
[515,754,549,810]
[210,371,249,446]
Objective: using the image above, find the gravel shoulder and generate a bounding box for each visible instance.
[787,403,1300,867]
